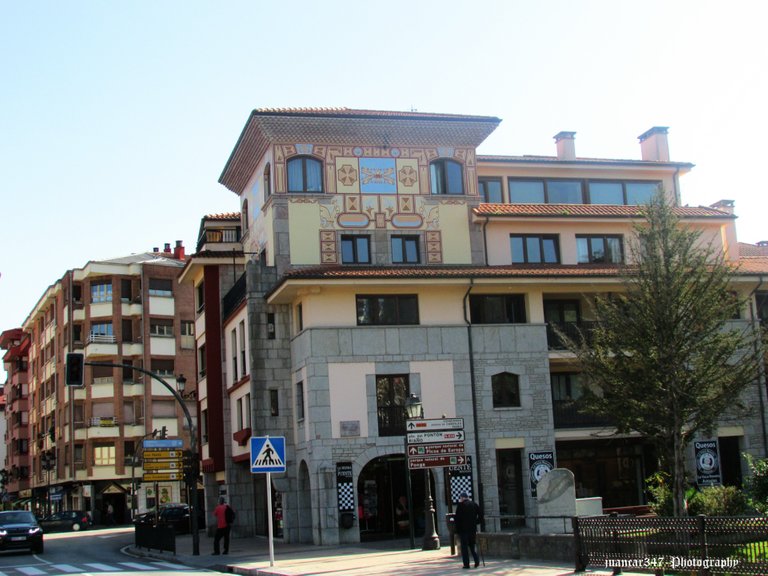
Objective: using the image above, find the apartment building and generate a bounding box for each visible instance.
[195,108,768,546]
[19,243,195,521]
[1,329,31,507]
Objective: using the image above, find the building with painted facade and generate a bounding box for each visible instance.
[195,108,768,545]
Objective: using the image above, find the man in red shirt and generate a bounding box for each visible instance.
[212,497,232,555]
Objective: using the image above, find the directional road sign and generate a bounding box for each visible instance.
[143,450,183,459]
[407,430,465,444]
[406,418,464,432]
[408,454,468,470]
[142,472,181,481]
[407,442,465,456]
[143,439,183,449]
[250,436,286,473]
[143,460,183,471]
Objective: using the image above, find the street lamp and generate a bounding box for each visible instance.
[405,394,440,551]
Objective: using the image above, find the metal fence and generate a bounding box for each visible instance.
[134,523,176,554]
[573,515,768,575]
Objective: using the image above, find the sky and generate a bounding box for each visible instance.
[1,0,766,381]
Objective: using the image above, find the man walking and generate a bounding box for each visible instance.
[212,497,234,555]
[454,491,482,569]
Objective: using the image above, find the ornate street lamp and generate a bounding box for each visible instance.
[404,394,440,551]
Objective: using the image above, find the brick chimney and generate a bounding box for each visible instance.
[711,199,735,215]
[163,243,171,254]
[554,131,576,160]
[638,126,670,162]
[173,240,185,261]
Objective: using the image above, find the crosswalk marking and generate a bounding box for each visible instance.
[83,563,118,571]
[17,568,46,576]
[49,565,80,573]
[118,561,155,570]
[151,561,187,569]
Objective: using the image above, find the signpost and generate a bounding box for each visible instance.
[407,430,464,444]
[408,454,468,469]
[250,436,286,567]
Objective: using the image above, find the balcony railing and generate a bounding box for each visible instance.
[377,405,407,437]
[552,399,614,429]
[222,272,247,320]
[87,333,117,344]
[546,321,599,350]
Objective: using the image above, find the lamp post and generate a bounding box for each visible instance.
[87,361,200,556]
[405,393,440,551]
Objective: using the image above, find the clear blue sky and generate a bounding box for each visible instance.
[1,1,766,380]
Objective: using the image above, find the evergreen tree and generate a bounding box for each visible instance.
[564,193,763,516]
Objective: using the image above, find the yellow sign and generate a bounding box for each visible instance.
[142,461,182,470]
[143,450,183,459]
[142,472,181,481]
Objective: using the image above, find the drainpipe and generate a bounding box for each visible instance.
[482,216,490,267]
[748,276,768,457]
[462,279,485,530]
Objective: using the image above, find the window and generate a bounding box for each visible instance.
[196,282,205,313]
[201,409,209,444]
[91,282,112,303]
[267,313,276,340]
[391,235,420,264]
[588,182,624,205]
[625,182,659,205]
[239,320,246,376]
[287,156,324,193]
[341,235,370,264]
[152,359,174,377]
[576,235,624,264]
[120,279,132,302]
[296,381,305,421]
[148,278,173,297]
[263,163,272,199]
[90,322,113,337]
[479,178,503,203]
[376,375,409,436]
[510,235,560,264]
[94,443,115,466]
[509,180,545,203]
[231,329,238,383]
[470,295,526,324]
[241,199,249,231]
[296,303,303,332]
[198,344,207,377]
[181,321,194,336]
[356,295,419,325]
[236,397,244,430]
[244,393,251,428]
[492,372,521,408]
[509,178,661,205]
[270,389,279,416]
[152,400,176,418]
[149,319,173,337]
[551,373,584,401]
[430,159,464,195]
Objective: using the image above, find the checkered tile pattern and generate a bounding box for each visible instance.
[450,474,473,503]
[337,481,355,511]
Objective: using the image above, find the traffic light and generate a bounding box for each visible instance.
[160,426,168,439]
[65,353,84,386]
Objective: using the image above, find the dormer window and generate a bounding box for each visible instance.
[287,156,324,193]
[430,159,464,195]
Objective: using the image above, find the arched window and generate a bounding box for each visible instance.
[429,159,464,195]
[263,163,271,199]
[287,156,323,193]
[491,372,520,408]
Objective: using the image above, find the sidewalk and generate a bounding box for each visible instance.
[125,531,647,576]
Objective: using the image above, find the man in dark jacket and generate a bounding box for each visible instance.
[454,491,482,569]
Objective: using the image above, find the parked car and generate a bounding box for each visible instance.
[38,510,92,532]
[133,503,205,534]
[0,510,44,554]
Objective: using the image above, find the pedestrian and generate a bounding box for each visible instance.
[106,503,115,525]
[454,491,482,569]
[212,496,235,555]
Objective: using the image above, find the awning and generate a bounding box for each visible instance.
[99,482,129,495]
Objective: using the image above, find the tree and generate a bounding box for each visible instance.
[563,193,763,516]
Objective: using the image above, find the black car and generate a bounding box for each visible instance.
[0,511,44,554]
[133,503,205,534]
[39,510,92,532]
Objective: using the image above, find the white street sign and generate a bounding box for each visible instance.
[407,430,465,444]
[406,418,464,432]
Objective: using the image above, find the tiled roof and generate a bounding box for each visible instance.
[478,154,694,169]
[737,257,768,274]
[739,242,768,257]
[205,212,240,221]
[474,203,733,219]
[219,108,501,194]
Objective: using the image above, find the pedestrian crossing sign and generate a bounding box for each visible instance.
[250,436,286,473]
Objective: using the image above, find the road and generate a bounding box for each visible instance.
[0,526,218,576]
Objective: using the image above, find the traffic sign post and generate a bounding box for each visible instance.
[407,430,465,444]
[408,454,468,469]
[250,436,286,567]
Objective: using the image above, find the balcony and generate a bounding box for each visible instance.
[552,399,614,429]
[546,321,598,350]
[222,273,246,320]
[88,334,116,344]
[196,227,241,251]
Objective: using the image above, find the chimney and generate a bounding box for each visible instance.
[163,243,171,254]
[638,126,670,162]
[152,247,159,253]
[554,132,576,160]
[711,199,735,215]
[757,241,768,247]
[173,240,185,261]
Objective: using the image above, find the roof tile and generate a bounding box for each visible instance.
[474,203,733,219]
